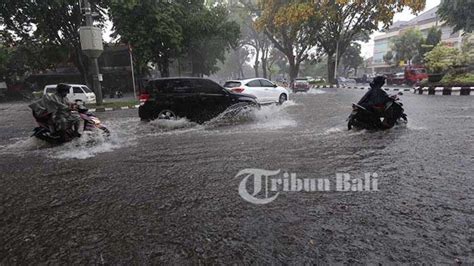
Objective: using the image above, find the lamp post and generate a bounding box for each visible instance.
[79,0,104,105]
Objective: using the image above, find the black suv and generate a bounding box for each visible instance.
[139,78,258,122]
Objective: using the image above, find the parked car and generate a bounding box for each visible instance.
[387,72,405,86]
[139,78,258,123]
[43,84,96,104]
[292,78,311,92]
[223,78,289,104]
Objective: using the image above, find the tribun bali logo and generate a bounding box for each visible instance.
[236,169,379,205]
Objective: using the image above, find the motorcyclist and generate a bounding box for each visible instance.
[29,83,81,139]
[357,76,390,115]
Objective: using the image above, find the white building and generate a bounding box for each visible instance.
[371,5,463,73]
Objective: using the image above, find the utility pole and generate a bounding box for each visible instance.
[80,0,104,105]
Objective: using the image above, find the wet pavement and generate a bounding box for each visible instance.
[0,88,473,264]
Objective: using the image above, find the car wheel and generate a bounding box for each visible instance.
[278,93,287,105]
[157,109,177,120]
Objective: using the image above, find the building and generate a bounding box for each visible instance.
[371,5,463,73]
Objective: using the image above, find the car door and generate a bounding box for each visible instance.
[70,86,86,102]
[259,79,278,102]
[245,79,265,102]
[160,79,199,119]
[194,79,231,121]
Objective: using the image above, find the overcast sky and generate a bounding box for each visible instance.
[360,0,441,59]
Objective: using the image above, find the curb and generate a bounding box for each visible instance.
[339,85,412,92]
[311,85,337,89]
[89,104,140,112]
[412,86,474,96]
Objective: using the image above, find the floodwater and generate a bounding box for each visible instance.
[0,88,473,264]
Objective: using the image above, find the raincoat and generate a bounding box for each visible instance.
[29,93,80,132]
[357,83,390,110]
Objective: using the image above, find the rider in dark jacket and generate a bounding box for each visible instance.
[357,76,390,113]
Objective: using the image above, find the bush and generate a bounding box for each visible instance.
[424,44,459,73]
[440,72,474,85]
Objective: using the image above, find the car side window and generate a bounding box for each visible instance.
[157,80,192,93]
[260,79,274,87]
[194,79,225,94]
[73,87,83,94]
[246,80,261,87]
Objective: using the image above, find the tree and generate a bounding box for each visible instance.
[391,28,424,66]
[0,0,108,84]
[109,0,183,77]
[179,3,240,77]
[255,0,425,84]
[416,27,441,64]
[313,0,425,83]
[340,42,363,76]
[383,51,394,66]
[438,0,474,33]
[233,1,273,78]
[255,1,320,82]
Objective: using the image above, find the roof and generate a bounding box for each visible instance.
[225,78,265,83]
[387,5,439,32]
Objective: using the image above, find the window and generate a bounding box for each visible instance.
[223,81,241,88]
[246,80,261,87]
[194,79,225,94]
[164,79,194,93]
[82,86,93,93]
[73,87,84,94]
[259,79,274,87]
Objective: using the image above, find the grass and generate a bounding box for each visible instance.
[420,72,474,87]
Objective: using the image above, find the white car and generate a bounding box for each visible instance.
[44,84,96,104]
[223,78,289,104]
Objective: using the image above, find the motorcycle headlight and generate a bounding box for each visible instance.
[91,117,101,125]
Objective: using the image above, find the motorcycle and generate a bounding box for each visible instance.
[32,100,110,144]
[347,92,407,130]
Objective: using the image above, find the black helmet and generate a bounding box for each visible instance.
[56,83,70,95]
[370,76,386,88]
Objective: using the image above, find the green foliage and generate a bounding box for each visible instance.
[109,0,239,77]
[438,0,474,33]
[180,3,240,76]
[109,0,183,77]
[391,28,424,66]
[424,44,459,73]
[383,51,394,66]
[0,0,109,82]
[416,27,442,64]
[440,72,474,85]
[340,42,363,75]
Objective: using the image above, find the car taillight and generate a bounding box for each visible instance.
[231,87,245,93]
[139,93,150,106]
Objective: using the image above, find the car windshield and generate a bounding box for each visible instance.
[223,81,241,88]
[82,86,93,93]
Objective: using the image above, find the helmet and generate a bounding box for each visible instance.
[56,83,70,96]
[370,76,386,88]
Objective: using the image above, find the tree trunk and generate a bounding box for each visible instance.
[261,54,268,79]
[160,57,170,77]
[327,54,336,84]
[254,48,260,77]
[288,54,299,84]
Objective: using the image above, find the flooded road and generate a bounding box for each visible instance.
[0,88,473,264]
